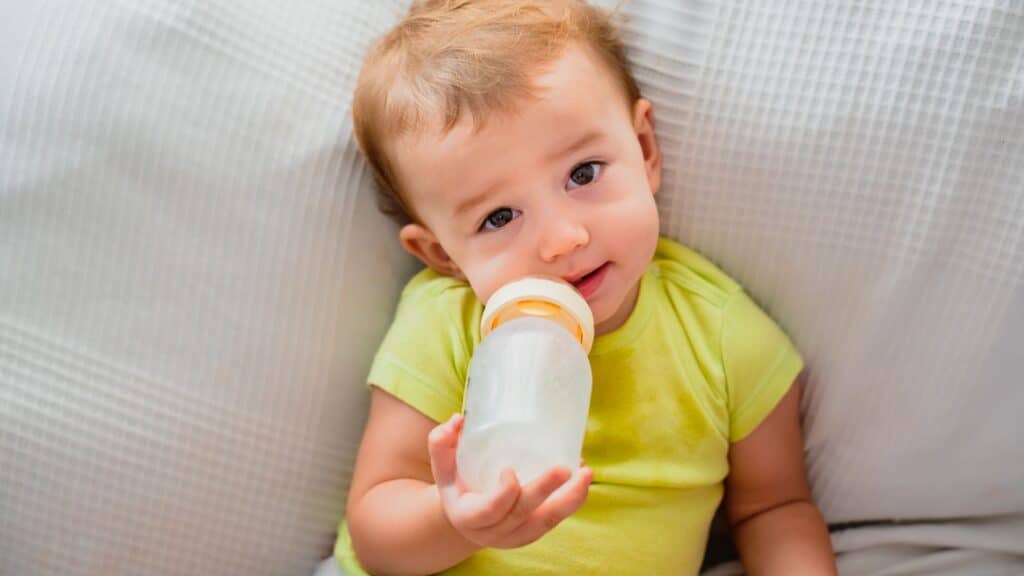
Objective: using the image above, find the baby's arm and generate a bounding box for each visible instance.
[725,381,837,575]
[345,388,592,575]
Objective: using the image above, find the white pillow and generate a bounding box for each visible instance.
[618,0,1024,524]
[2,1,1021,575]
[0,1,412,574]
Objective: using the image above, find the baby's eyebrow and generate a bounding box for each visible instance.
[454,183,498,217]
[453,129,606,217]
[547,129,604,163]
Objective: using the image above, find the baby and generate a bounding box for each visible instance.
[337,1,836,574]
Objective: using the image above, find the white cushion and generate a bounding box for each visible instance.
[1,1,1021,575]
[0,1,412,574]
[618,0,1024,524]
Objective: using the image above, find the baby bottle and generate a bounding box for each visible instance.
[456,276,594,493]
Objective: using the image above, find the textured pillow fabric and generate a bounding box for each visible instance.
[1,1,413,574]
[618,0,1023,524]
[2,1,1022,575]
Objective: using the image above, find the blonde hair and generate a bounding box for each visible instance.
[352,0,640,224]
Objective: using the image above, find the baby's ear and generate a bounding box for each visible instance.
[633,98,662,196]
[399,223,465,279]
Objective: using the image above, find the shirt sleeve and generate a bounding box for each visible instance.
[720,289,804,442]
[366,273,481,423]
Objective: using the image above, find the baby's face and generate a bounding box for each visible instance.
[394,44,661,335]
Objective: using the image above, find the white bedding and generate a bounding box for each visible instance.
[619,0,1024,522]
[1,1,1021,574]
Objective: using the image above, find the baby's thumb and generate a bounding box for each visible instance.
[428,413,463,489]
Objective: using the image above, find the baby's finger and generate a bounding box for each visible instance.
[428,414,463,492]
[532,466,593,525]
[504,466,572,527]
[499,467,593,549]
[455,468,522,530]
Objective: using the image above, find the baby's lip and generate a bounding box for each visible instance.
[565,262,608,286]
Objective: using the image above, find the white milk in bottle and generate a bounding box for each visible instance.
[456,277,594,493]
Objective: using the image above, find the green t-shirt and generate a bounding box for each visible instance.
[337,237,803,575]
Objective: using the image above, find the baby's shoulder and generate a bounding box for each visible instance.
[648,237,742,310]
[392,268,483,340]
[400,268,477,305]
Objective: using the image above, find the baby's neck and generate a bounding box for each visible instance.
[595,280,642,337]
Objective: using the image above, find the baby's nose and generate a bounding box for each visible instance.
[539,216,589,263]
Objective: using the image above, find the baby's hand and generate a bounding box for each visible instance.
[428,413,593,550]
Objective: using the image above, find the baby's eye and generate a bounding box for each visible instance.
[566,161,603,190]
[479,207,521,231]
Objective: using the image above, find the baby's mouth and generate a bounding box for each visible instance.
[572,265,601,285]
[569,262,610,298]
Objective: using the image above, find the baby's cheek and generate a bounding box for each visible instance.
[463,265,507,303]
[462,275,490,302]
